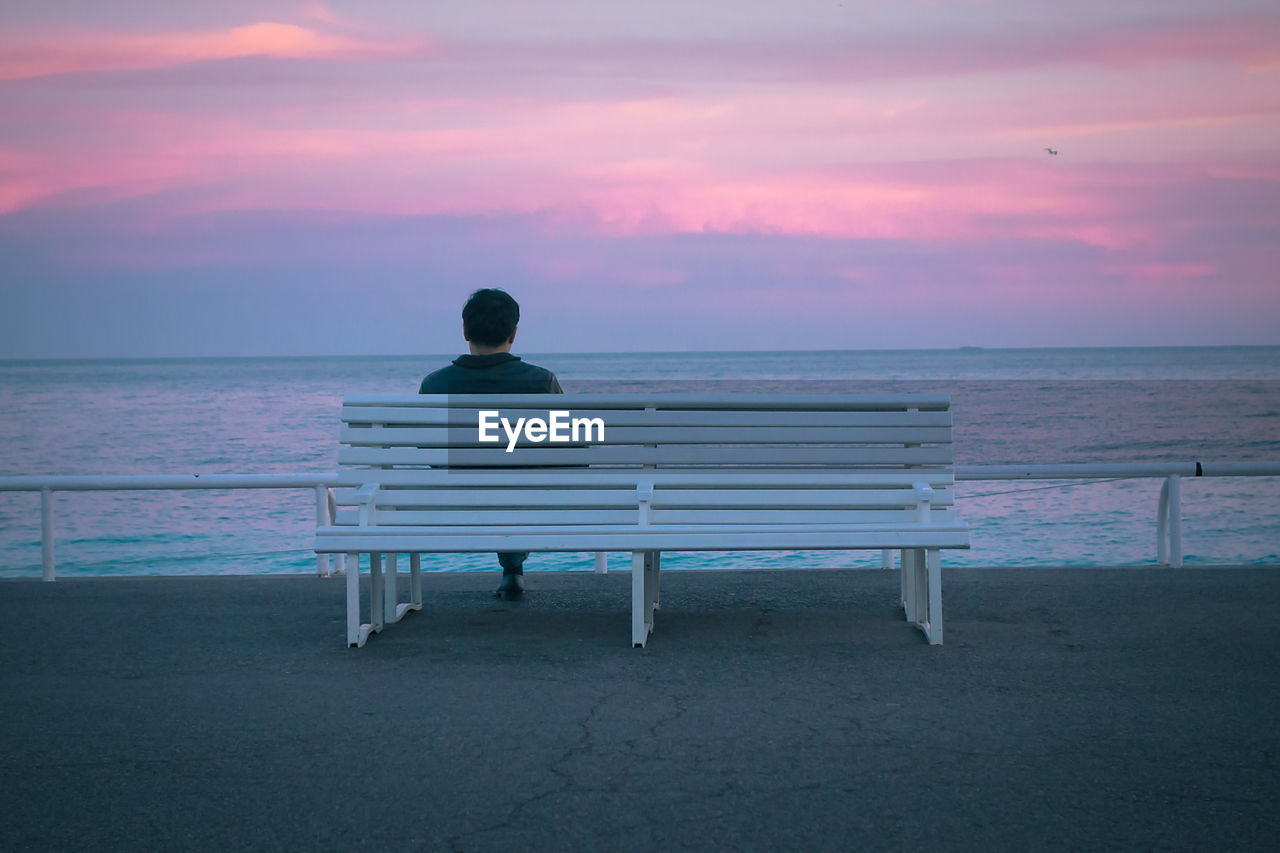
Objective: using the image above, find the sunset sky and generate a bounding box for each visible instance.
[1,0,1278,357]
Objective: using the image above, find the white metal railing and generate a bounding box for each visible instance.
[952,462,1280,569]
[3,461,1279,580]
[0,474,340,581]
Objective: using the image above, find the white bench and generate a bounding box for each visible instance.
[314,393,969,648]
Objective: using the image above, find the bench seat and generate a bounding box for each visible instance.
[316,524,969,552]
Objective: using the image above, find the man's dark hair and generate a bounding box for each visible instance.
[462,288,520,347]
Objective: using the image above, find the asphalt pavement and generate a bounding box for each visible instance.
[2,566,1278,852]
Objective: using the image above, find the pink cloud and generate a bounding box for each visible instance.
[525,254,685,288]
[1081,14,1280,70]
[299,2,377,35]
[2,9,1275,88]
[6,99,1270,255]
[1104,262,1218,281]
[0,21,431,81]
[437,13,1280,87]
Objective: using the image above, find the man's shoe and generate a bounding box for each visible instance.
[494,573,524,601]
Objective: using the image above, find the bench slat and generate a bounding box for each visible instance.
[338,445,954,467]
[334,468,956,487]
[339,425,952,447]
[332,486,953,509]
[336,507,955,526]
[343,393,952,411]
[342,408,952,428]
[336,508,640,526]
[316,526,970,553]
[335,488,637,507]
[650,508,955,524]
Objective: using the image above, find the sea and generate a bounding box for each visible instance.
[1,347,1278,577]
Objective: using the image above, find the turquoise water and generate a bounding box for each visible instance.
[1,347,1277,576]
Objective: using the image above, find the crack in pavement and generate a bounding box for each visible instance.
[443,688,612,852]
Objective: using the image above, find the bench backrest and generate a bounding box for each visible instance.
[333,394,955,528]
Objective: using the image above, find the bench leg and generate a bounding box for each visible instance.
[370,552,385,635]
[922,549,944,645]
[347,552,421,648]
[647,551,661,611]
[409,553,423,608]
[390,553,423,622]
[913,549,928,632]
[346,552,363,647]
[347,553,375,648]
[632,551,655,648]
[384,553,399,624]
[901,548,943,645]
[901,548,918,623]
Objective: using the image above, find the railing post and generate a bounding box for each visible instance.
[1168,474,1182,568]
[1157,478,1170,565]
[40,487,55,581]
[315,485,331,577]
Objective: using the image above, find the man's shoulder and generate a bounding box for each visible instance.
[492,358,562,393]
[517,358,559,378]
[419,355,561,394]
[418,363,463,394]
[515,359,563,392]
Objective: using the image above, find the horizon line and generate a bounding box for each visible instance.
[3,343,1279,365]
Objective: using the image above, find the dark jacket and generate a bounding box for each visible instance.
[418,353,563,395]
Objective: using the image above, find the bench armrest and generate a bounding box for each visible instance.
[355,482,380,527]
[913,482,934,523]
[637,481,654,526]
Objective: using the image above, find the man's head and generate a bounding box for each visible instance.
[462,288,519,352]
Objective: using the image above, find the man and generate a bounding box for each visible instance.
[419,288,563,600]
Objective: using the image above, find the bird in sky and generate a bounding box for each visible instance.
[1045,147,1059,155]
